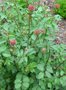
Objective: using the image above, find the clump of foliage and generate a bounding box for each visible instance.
[16,0,28,8]
[0,0,66,90]
[54,0,66,19]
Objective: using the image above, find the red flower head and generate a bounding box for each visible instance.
[9,39,16,46]
[34,29,45,35]
[28,5,35,11]
[55,4,60,9]
[34,30,40,35]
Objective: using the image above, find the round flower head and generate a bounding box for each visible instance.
[28,5,35,11]
[55,4,60,9]
[9,39,16,46]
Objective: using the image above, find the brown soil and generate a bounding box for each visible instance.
[57,20,66,44]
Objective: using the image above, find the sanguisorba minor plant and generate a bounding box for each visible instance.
[0,0,66,90]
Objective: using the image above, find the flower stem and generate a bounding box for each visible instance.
[28,13,32,45]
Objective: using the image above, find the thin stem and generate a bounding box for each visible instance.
[55,60,66,70]
[28,13,32,45]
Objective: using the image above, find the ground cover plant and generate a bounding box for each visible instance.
[54,0,66,19]
[0,0,66,90]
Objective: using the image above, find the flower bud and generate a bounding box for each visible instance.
[41,48,46,53]
[28,5,35,11]
[34,29,45,35]
[55,4,60,9]
[9,39,16,46]
[34,30,40,35]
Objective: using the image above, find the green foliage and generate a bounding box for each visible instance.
[17,0,28,8]
[54,0,66,19]
[0,0,66,90]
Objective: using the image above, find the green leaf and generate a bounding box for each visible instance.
[0,40,6,45]
[37,63,44,71]
[48,83,52,88]
[15,83,22,89]
[32,86,37,90]
[3,23,9,31]
[37,86,42,90]
[39,80,45,89]
[60,76,66,86]
[60,70,64,76]
[54,14,62,21]
[38,7,43,12]
[2,52,11,57]
[26,62,37,72]
[0,45,7,53]
[37,72,44,79]
[23,82,29,89]
[31,34,36,40]
[45,71,52,78]
[22,76,30,89]
[15,73,22,89]
[27,48,36,55]
[47,65,53,73]
[0,12,7,20]
[55,78,60,85]
[23,76,29,83]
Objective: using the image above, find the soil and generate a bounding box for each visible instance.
[57,20,66,44]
